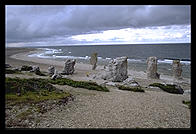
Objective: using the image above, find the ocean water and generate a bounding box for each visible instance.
[28,43,191,78]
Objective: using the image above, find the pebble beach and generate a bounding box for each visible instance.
[5,47,191,128]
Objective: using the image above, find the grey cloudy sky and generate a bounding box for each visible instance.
[6,5,191,46]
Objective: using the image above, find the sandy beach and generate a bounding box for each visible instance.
[5,47,191,128]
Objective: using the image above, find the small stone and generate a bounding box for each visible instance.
[5,64,11,68]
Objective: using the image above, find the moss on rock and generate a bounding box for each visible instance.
[116,85,145,92]
[149,83,184,94]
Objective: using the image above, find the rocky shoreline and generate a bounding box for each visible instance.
[5,47,191,128]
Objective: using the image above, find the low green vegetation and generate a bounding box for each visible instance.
[5,69,22,74]
[5,77,109,95]
[149,83,182,94]
[116,85,145,92]
[6,90,71,105]
[48,78,109,92]
[34,71,47,76]
[5,77,71,105]
[182,100,191,109]
[5,77,56,94]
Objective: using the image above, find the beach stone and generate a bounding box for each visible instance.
[174,85,184,94]
[101,56,128,82]
[51,70,62,80]
[105,82,116,86]
[184,90,191,94]
[21,65,33,71]
[48,66,55,76]
[11,67,20,71]
[61,59,76,75]
[146,56,160,79]
[172,60,182,80]
[90,52,98,70]
[5,64,11,68]
[122,77,140,87]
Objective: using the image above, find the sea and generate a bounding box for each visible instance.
[28,43,191,78]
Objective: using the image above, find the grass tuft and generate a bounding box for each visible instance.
[48,78,109,92]
[182,100,191,109]
[6,69,22,74]
[149,83,183,94]
[116,85,145,92]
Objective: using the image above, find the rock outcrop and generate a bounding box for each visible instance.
[122,77,140,87]
[48,66,55,76]
[172,60,182,80]
[146,56,160,79]
[51,70,62,80]
[31,66,41,75]
[61,59,76,75]
[101,56,128,82]
[90,53,98,70]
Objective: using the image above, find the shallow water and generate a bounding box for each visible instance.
[28,43,191,78]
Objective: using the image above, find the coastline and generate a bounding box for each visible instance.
[6,47,191,89]
[5,47,191,128]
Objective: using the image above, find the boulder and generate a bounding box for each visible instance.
[61,59,76,75]
[11,67,20,71]
[123,77,140,87]
[90,53,98,70]
[21,65,33,71]
[5,64,11,68]
[146,57,160,79]
[48,66,55,76]
[51,70,62,80]
[101,56,128,82]
[172,60,182,80]
[174,85,184,94]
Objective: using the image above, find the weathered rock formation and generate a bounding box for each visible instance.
[51,70,62,80]
[61,59,76,75]
[31,66,41,75]
[48,66,55,76]
[21,65,33,71]
[146,56,160,79]
[101,56,128,82]
[90,53,98,70]
[172,60,182,79]
[123,77,140,87]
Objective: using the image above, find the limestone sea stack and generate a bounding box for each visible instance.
[146,56,160,79]
[90,52,98,70]
[61,59,76,75]
[48,66,55,76]
[101,56,128,82]
[172,60,182,80]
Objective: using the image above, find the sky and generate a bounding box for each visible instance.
[6,5,191,47]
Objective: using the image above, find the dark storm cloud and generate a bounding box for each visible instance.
[6,5,190,43]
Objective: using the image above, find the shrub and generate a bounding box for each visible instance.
[149,83,183,94]
[182,100,191,109]
[49,78,109,92]
[116,85,145,92]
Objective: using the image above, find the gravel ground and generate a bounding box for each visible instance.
[36,85,191,128]
[5,47,191,128]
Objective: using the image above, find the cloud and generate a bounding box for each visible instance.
[6,5,190,44]
[70,25,191,44]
